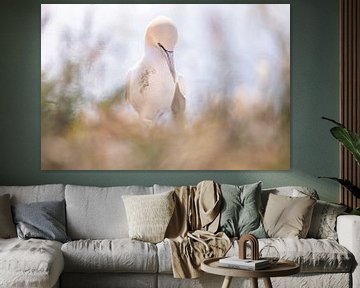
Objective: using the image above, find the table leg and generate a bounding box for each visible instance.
[251,278,258,288]
[221,276,233,288]
[263,277,273,288]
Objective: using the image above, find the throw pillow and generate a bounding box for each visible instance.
[0,194,16,238]
[218,182,266,238]
[122,190,175,243]
[261,186,319,214]
[12,200,70,243]
[263,193,316,238]
[307,200,347,240]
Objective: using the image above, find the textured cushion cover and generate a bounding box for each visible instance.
[307,200,347,240]
[252,238,352,273]
[61,239,158,273]
[122,191,175,243]
[0,194,16,238]
[263,193,316,238]
[158,237,353,274]
[226,238,354,273]
[218,182,266,238]
[12,200,70,243]
[0,238,64,288]
[65,185,153,239]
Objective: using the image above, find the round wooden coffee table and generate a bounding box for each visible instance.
[201,257,300,288]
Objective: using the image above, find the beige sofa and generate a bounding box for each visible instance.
[0,184,359,288]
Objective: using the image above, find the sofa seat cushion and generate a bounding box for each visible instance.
[62,239,158,273]
[0,238,64,288]
[157,238,353,274]
[231,238,353,273]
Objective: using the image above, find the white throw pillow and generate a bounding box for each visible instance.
[122,191,175,243]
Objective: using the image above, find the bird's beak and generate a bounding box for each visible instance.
[158,43,176,82]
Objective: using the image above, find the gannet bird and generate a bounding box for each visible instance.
[125,16,186,123]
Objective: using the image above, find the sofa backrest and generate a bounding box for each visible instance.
[153,184,176,194]
[0,184,320,240]
[0,184,65,204]
[65,184,153,240]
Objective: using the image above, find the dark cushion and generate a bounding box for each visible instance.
[12,200,70,243]
[0,194,16,238]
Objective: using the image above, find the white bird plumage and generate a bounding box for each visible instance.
[125,16,186,123]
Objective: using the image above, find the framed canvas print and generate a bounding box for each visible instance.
[41,4,290,170]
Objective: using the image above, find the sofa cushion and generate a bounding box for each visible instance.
[261,186,319,213]
[0,184,65,204]
[157,240,173,274]
[218,182,266,238]
[263,194,316,238]
[61,239,158,273]
[122,191,175,243]
[0,194,16,238]
[12,200,70,243]
[235,238,353,273]
[307,200,347,240]
[261,238,354,273]
[157,238,353,274]
[65,185,153,239]
[0,238,64,288]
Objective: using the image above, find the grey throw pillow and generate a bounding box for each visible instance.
[12,200,70,243]
[307,200,347,240]
[218,182,266,238]
[0,194,16,238]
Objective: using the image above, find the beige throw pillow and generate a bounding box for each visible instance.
[122,191,175,243]
[0,194,16,238]
[263,193,316,238]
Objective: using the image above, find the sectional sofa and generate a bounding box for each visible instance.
[0,183,359,288]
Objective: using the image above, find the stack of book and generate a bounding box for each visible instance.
[218,257,271,270]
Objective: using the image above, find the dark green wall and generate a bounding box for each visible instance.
[0,0,340,202]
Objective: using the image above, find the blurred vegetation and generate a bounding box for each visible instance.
[41,98,289,170]
[41,5,290,170]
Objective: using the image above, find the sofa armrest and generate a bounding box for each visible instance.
[337,215,360,288]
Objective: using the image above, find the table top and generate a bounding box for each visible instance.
[201,257,300,278]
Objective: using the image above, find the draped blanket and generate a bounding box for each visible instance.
[165,181,231,278]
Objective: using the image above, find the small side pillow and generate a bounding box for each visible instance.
[0,194,16,238]
[122,191,175,243]
[263,193,316,238]
[307,200,347,240]
[12,200,70,243]
[218,182,266,238]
